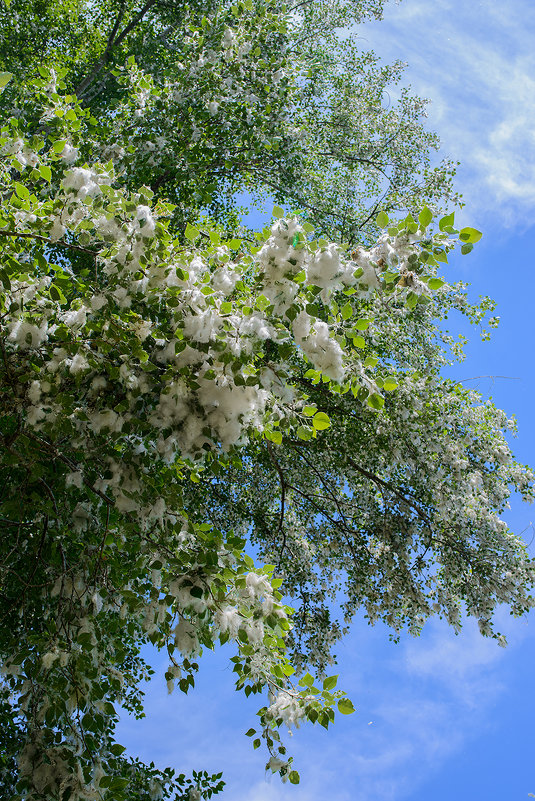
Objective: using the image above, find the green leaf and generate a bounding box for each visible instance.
[439,211,455,231]
[288,771,300,785]
[297,425,313,440]
[185,223,200,240]
[427,277,445,290]
[109,777,130,791]
[353,318,371,331]
[367,393,384,410]
[461,243,473,255]
[255,294,270,311]
[337,698,355,715]
[341,302,353,320]
[302,406,316,417]
[39,164,52,182]
[352,335,365,349]
[459,227,482,244]
[0,269,12,290]
[110,743,126,756]
[383,376,398,392]
[272,206,285,219]
[404,212,418,232]
[312,412,330,430]
[49,284,67,303]
[418,206,433,228]
[323,675,338,691]
[375,210,389,228]
[299,672,314,687]
[14,182,29,200]
[0,72,13,92]
[52,140,67,153]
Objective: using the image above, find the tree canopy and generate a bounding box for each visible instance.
[0,1,533,799]
[0,0,459,238]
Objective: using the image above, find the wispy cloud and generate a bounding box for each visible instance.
[117,612,533,801]
[359,0,535,227]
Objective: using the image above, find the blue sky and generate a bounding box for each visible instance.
[117,1,535,798]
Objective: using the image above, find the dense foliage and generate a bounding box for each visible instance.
[0,1,533,799]
[0,0,459,238]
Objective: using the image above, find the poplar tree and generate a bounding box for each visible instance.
[0,1,532,798]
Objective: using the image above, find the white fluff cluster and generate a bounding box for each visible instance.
[4,136,39,168]
[267,691,306,728]
[292,311,345,382]
[59,142,79,164]
[62,166,110,199]
[8,318,49,349]
[306,242,342,291]
[257,218,306,312]
[134,204,156,238]
[350,233,432,298]
[215,606,242,637]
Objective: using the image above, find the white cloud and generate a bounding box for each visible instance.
[359,0,535,226]
[224,780,286,801]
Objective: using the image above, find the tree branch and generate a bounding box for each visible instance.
[74,0,159,99]
[345,455,433,526]
[0,229,100,257]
